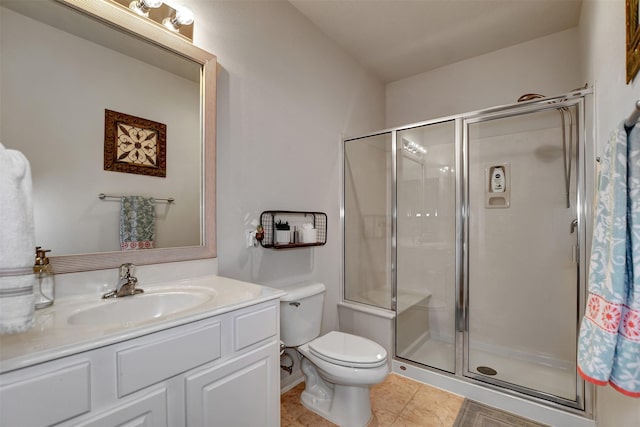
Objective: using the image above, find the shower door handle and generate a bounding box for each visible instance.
[571,219,578,263]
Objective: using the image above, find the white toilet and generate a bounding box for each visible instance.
[280,283,388,427]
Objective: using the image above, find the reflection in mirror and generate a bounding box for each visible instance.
[0,0,217,273]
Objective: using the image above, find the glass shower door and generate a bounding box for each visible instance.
[396,121,457,372]
[465,106,581,404]
[344,133,393,309]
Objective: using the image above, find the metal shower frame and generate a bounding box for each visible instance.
[340,87,594,418]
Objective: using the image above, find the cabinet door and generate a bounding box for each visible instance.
[185,342,279,427]
[0,360,91,427]
[62,387,168,427]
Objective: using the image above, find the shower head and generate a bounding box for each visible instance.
[517,93,546,102]
[518,85,588,103]
[516,91,574,209]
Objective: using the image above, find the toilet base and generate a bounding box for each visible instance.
[300,358,373,427]
[301,383,372,427]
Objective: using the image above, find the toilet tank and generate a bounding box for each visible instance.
[280,283,326,347]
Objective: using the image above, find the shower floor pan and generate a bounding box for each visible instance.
[404,339,576,401]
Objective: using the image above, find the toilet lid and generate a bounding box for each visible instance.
[308,331,387,368]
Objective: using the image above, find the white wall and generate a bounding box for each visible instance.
[0,7,201,255]
[580,1,640,426]
[386,28,582,127]
[181,1,385,338]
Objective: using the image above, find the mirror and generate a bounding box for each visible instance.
[0,0,217,273]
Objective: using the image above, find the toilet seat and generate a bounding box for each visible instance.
[308,331,387,368]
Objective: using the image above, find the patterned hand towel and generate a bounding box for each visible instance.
[119,196,156,251]
[577,122,640,397]
[0,143,35,334]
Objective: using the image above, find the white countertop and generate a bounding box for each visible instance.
[0,275,285,374]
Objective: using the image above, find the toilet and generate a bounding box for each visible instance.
[280,283,388,427]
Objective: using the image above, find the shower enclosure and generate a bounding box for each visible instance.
[342,89,592,414]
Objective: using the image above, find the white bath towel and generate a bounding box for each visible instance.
[0,142,35,334]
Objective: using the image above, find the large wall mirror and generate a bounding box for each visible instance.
[0,0,216,273]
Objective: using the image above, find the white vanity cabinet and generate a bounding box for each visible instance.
[0,299,280,427]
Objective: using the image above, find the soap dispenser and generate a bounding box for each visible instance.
[33,246,55,309]
[490,166,505,192]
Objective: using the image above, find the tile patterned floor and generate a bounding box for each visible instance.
[281,373,465,427]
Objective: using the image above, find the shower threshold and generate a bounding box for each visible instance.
[392,359,595,427]
[401,338,576,401]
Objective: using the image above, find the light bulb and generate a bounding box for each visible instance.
[163,5,194,31]
[129,0,163,17]
[174,6,194,25]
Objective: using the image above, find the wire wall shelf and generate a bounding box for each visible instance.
[259,211,327,249]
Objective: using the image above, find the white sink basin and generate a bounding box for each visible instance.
[67,291,213,326]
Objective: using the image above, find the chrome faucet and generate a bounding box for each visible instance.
[102,263,144,299]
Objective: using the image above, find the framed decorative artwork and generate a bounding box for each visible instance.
[104,109,167,177]
[627,0,640,83]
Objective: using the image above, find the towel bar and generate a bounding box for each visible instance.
[98,193,175,203]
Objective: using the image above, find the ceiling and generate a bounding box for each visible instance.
[288,0,583,83]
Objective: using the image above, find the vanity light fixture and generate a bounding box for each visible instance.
[128,0,162,17]
[114,0,195,41]
[162,5,194,32]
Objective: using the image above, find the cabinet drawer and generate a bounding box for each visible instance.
[70,387,167,427]
[234,304,277,351]
[0,361,91,426]
[117,321,221,397]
